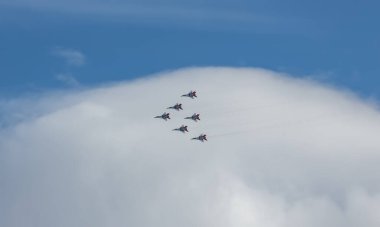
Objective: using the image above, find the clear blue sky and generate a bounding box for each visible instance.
[1,0,379,98]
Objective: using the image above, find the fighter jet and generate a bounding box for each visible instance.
[181,90,197,99]
[185,113,200,122]
[167,103,183,111]
[173,125,189,133]
[154,112,170,121]
[192,134,207,142]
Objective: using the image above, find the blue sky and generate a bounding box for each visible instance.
[0,0,379,98]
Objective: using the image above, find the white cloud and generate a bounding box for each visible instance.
[52,47,85,66]
[55,73,80,87]
[1,67,380,227]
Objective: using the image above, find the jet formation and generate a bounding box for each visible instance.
[181,90,197,99]
[185,113,200,122]
[154,112,170,121]
[155,90,207,142]
[173,125,188,133]
[167,103,183,111]
[192,134,207,142]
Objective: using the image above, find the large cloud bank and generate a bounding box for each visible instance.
[1,67,380,227]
